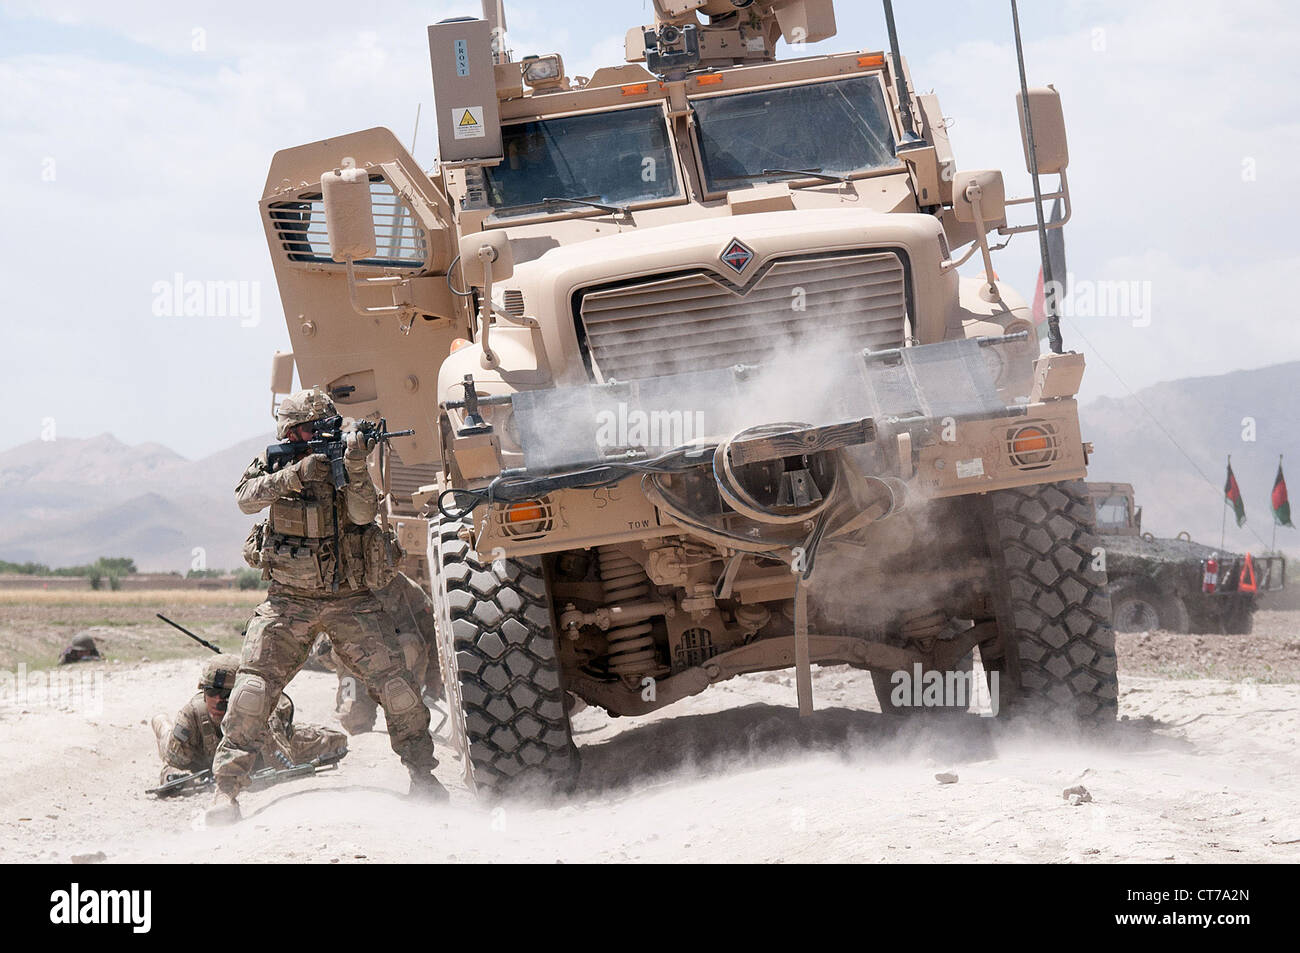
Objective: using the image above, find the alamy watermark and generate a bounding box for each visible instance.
[0,664,105,716]
[50,883,151,933]
[887,662,999,717]
[595,402,707,450]
[151,272,261,327]
[1043,273,1153,328]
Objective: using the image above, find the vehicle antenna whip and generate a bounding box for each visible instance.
[882,0,925,148]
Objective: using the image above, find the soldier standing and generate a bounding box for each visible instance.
[208,388,445,823]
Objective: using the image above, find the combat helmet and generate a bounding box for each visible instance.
[276,387,336,439]
[58,633,102,664]
[199,654,241,692]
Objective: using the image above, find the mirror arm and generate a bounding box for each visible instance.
[477,246,500,369]
[345,259,412,318]
[965,183,1000,300]
[997,169,1071,236]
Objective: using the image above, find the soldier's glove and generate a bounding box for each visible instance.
[293,453,332,483]
[344,430,373,463]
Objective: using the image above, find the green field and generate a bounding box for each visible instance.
[0,589,264,669]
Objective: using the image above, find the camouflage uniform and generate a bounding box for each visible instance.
[152,654,346,783]
[211,389,440,814]
[154,694,346,780]
[334,569,441,735]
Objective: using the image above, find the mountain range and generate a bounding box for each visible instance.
[0,433,269,573]
[1,360,1295,572]
[1079,360,1297,557]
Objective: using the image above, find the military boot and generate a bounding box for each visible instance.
[408,768,450,803]
[150,714,172,760]
[204,789,242,826]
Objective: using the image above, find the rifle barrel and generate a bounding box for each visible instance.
[155,613,222,653]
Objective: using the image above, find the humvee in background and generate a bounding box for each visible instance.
[1089,482,1285,634]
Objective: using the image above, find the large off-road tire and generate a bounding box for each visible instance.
[983,479,1118,725]
[1108,576,1190,633]
[431,517,579,795]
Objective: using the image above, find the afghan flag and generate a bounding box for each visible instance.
[1225,461,1246,527]
[1274,461,1293,528]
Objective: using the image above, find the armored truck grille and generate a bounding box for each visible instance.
[576,251,909,382]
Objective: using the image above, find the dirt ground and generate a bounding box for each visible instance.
[0,607,1297,864]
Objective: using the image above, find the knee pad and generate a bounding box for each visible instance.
[380,676,420,715]
[224,676,269,743]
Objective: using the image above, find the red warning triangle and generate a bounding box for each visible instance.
[1239,553,1257,593]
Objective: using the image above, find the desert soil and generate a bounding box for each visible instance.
[1,610,1297,864]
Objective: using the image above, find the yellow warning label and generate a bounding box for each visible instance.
[451,105,486,140]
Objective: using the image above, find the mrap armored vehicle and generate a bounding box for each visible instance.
[260,0,1116,793]
[1089,482,1285,634]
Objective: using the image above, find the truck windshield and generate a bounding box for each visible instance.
[1093,494,1131,530]
[485,106,679,217]
[692,76,901,191]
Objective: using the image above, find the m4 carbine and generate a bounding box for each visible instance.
[145,753,346,798]
[265,417,414,489]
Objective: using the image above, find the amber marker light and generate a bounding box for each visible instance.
[506,502,546,523]
[1012,427,1049,454]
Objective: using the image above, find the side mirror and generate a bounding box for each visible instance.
[458,230,514,284]
[269,351,295,395]
[952,170,1006,227]
[457,231,514,371]
[320,168,376,262]
[1016,86,1069,175]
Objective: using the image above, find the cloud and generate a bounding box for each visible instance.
[1,0,1297,459]
[904,0,1300,402]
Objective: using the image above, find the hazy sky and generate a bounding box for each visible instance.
[2,0,1297,459]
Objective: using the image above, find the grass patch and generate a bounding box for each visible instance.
[0,593,258,669]
[48,619,145,627]
[0,590,264,607]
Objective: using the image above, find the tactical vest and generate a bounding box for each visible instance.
[195,702,222,762]
[170,694,222,769]
[252,478,392,592]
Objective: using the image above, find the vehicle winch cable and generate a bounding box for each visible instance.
[641,471,800,555]
[713,422,836,526]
